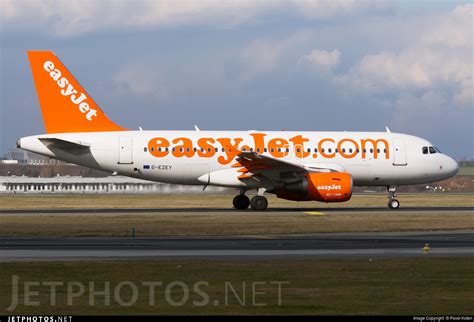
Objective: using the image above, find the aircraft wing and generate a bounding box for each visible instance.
[233,151,305,179]
[232,150,343,184]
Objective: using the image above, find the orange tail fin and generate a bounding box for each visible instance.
[27,51,126,133]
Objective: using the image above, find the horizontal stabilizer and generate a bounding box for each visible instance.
[39,137,91,151]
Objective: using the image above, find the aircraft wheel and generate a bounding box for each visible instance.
[233,195,250,210]
[388,199,400,209]
[250,196,268,211]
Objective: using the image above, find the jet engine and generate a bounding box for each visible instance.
[275,172,353,202]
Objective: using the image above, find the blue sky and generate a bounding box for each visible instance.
[1,0,473,159]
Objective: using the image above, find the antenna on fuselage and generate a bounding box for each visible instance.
[385,126,391,133]
[194,125,201,131]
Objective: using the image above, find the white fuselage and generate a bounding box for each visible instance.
[18,130,459,189]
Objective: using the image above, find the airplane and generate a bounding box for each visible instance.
[17,51,459,210]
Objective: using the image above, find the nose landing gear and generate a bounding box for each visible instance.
[387,186,400,209]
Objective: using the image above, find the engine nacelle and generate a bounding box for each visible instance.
[275,172,353,202]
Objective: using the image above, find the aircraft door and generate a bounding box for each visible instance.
[393,138,407,166]
[118,137,133,164]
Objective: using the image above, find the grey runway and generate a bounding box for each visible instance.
[1,231,473,261]
[1,206,473,216]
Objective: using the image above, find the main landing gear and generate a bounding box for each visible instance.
[387,186,400,209]
[233,194,250,210]
[233,189,268,211]
[250,195,268,211]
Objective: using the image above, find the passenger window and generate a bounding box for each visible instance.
[370,149,373,153]
[429,147,437,154]
[215,147,218,152]
[144,147,147,152]
[422,147,428,154]
[150,147,155,152]
[314,148,318,153]
[377,149,380,153]
[328,148,332,153]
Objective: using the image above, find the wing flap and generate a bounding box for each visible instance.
[222,144,345,185]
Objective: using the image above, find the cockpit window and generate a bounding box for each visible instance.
[423,146,441,154]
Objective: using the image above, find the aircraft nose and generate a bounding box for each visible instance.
[444,156,459,177]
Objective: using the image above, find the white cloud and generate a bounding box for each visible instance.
[1,0,386,37]
[335,4,473,107]
[288,0,390,19]
[300,48,340,71]
[113,64,169,100]
[240,31,311,79]
[1,0,268,36]
[420,4,473,48]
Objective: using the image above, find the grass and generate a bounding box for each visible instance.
[1,193,473,210]
[1,212,473,237]
[0,258,472,315]
[0,194,472,237]
[458,166,474,176]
